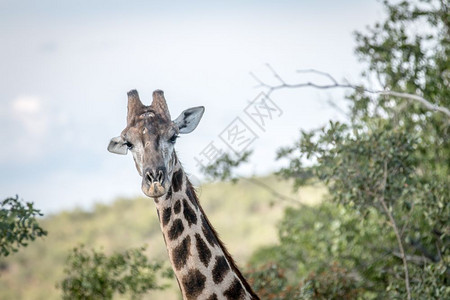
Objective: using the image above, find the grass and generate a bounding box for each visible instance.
[0,175,325,300]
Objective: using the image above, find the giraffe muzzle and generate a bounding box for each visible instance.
[142,167,167,198]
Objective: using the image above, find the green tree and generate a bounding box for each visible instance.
[205,0,449,298]
[248,202,394,299]
[274,0,449,298]
[58,245,173,300]
[0,196,47,257]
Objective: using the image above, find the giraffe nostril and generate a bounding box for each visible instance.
[146,171,154,184]
[157,170,164,184]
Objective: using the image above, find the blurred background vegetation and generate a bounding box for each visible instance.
[0,176,320,299]
[1,0,448,299]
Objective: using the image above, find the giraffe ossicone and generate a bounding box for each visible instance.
[108,90,259,300]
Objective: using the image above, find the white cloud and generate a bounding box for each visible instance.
[11,95,49,136]
[12,95,41,113]
[0,95,66,164]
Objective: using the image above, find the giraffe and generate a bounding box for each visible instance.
[108,90,259,300]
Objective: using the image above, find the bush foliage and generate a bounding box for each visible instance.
[0,196,47,257]
[59,245,173,299]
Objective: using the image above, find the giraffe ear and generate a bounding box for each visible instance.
[107,136,128,155]
[173,106,205,134]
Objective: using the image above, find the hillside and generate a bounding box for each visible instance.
[0,176,325,300]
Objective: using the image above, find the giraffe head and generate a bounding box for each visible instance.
[108,89,204,198]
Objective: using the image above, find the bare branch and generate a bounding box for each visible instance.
[253,67,450,118]
[241,177,303,206]
[392,251,433,266]
[375,91,450,117]
[297,69,339,85]
[266,63,286,85]
[379,160,411,300]
[249,72,269,89]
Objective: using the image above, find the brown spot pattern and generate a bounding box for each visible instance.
[172,169,183,192]
[168,219,184,240]
[201,216,217,247]
[206,293,218,300]
[223,278,245,299]
[165,186,173,199]
[172,235,191,270]
[162,207,171,227]
[174,199,181,214]
[185,184,198,208]
[183,199,197,226]
[195,233,212,267]
[212,255,230,284]
[182,269,206,299]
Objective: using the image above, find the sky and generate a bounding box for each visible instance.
[0,0,382,214]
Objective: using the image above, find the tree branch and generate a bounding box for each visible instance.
[241,177,303,206]
[251,65,450,118]
[379,160,411,300]
[392,251,432,266]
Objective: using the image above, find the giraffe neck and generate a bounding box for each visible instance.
[154,161,259,300]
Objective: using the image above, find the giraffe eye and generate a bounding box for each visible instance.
[169,134,179,144]
[124,141,133,150]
